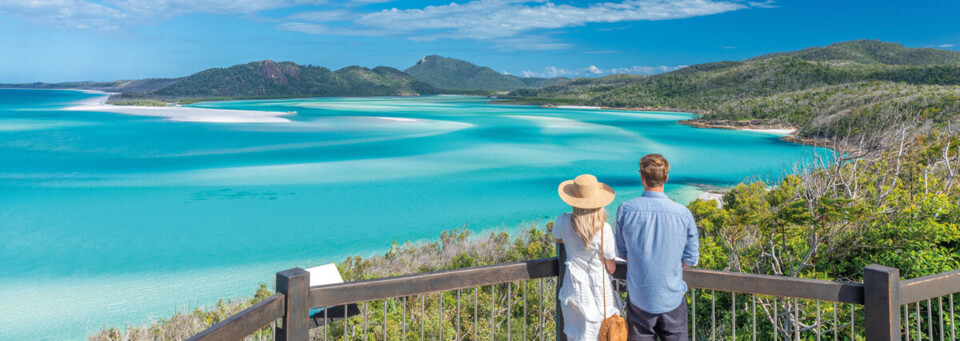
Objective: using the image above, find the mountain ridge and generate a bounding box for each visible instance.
[1,56,567,99]
[404,55,566,91]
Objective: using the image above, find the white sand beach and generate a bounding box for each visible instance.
[65,91,291,123]
[742,128,797,136]
[697,191,725,208]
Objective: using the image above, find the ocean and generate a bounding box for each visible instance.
[0,89,831,339]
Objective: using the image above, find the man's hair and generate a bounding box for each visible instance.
[640,154,670,188]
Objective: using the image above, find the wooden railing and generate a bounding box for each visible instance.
[187,246,960,341]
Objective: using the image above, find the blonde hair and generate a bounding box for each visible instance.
[570,207,607,249]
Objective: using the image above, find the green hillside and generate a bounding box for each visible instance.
[405,55,566,91]
[0,78,178,94]
[750,39,960,65]
[510,40,960,139]
[151,60,440,98]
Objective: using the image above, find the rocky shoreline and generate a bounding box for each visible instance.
[679,119,834,148]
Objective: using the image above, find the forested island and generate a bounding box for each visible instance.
[509,40,960,144]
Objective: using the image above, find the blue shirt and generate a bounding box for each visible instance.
[615,191,700,314]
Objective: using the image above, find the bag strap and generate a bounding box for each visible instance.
[598,225,623,316]
[600,225,606,318]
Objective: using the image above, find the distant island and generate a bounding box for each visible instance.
[4,40,959,145]
[508,40,960,143]
[0,55,565,103]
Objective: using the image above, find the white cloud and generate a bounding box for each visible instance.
[522,64,687,78]
[277,22,388,36]
[0,0,127,30]
[288,9,350,22]
[277,22,331,34]
[0,0,326,30]
[488,36,574,51]
[349,0,748,40]
[747,1,776,8]
[940,44,955,48]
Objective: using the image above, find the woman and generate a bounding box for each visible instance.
[554,174,621,340]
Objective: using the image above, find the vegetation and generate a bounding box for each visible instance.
[687,129,959,339]
[510,40,960,140]
[709,81,960,139]
[147,61,441,99]
[109,99,169,107]
[0,78,179,94]
[405,55,566,91]
[91,225,561,340]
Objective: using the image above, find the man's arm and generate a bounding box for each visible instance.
[615,204,627,259]
[682,211,700,267]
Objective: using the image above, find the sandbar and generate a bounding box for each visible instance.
[64,91,291,123]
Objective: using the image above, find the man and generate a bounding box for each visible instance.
[615,154,699,341]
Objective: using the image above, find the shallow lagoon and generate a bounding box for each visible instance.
[0,90,830,339]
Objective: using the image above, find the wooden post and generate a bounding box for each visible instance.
[556,243,567,341]
[276,268,311,341]
[863,264,900,341]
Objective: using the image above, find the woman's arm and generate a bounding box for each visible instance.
[603,257,616,274]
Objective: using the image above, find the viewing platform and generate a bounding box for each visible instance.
[189,244,960,340]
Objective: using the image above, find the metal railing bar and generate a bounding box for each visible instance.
[929,299,934,341]
[507,283,512,341]
[849,303,853,340]
[439,292,443,341]
[950,294,956,341]
[363,301,368,341]
[752,294,757,341]
[475,287,479,341]
[523,280,528,341]
[916,301,923,341]
[774,297,778,341]
[903,304,910,341]
[710,290,717,341]
[491,285,496,340]
[420,295,424,341]
[816,300,821,341]
[794,298,800,341]
[940,296,945,341]
[733,292,737,341]
[402,297,406,340]
[323,304,328,341]
[832,301,838,341]
[382,299,387,341]
[539,279,544,341]
[457,289,461,341]
[692,289,697,340]
[345,299,350,341]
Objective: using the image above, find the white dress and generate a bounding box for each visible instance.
[553,213,622,341]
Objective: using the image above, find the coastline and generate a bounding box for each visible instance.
[499,99,832,148]
[677,119,836,147]
[63,90,292,123]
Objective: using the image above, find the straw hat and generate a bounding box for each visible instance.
[558,174,615,209]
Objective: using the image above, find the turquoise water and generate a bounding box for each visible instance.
[0,90,831,339]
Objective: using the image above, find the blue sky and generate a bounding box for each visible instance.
[0,0,958,82]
